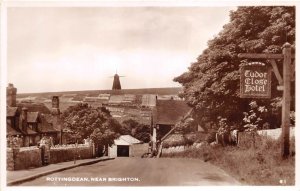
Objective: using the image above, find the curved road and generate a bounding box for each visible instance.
[20,158,240,186]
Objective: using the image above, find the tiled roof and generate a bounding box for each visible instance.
[6,121,22,136]
[17,103,51,114]
[17,124,38,135]
[27,112,39,123]
[153,100,191,126]
[114,138,131,145]
[7,107,18,117]
[43,114,62,131]
[43,114,54,123]
[114,135,141,145]
[38,115,59,133]
[23,128,38,135]
[7,104,56,136]
[120,135,141,144]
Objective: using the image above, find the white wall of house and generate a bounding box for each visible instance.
[108,145,117,158]
[108,135,145,158]
[108,144,148,158]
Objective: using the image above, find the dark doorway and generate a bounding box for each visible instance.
[117,145,129,157]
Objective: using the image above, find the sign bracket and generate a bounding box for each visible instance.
[238,42,294,159]
[270,59,283,85]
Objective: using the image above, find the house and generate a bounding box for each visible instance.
[38,114,61,144]
[17,102,52,114]
[152,99,191,141]
[6,84,60,147]
[108,135,142,157]
[6,106,39,146]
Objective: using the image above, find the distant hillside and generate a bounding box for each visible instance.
[17,87,183,99]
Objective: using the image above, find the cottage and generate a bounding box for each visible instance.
[6,84,60,147]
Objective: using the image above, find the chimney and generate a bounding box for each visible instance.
[21,107,28,132]
[52,96,59,109]
[7,83,17,107]
[51,96,60,115]
[51,96,61,144]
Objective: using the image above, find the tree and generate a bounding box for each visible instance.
[121,119,151,143]
[175,117,196,134]
[134,124,151,143]
[61,103,122,154]
[174,6,295,127]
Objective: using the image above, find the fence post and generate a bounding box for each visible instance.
[281,42,291,159]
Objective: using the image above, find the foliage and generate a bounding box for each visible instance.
[61,103,122,147]
[243,101,269,131]
[162,134,195,148]
[121,119,151,143]
[161,117,197,148]
[175,117,196,134]
[174,6,295,127]
[290,111,295,126]
[217,117,230,134]
[162,138,186,148]
[205,131,217,143]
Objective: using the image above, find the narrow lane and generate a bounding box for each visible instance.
[20,158,240,186]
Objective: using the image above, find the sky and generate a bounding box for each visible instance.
[7,6,235,93]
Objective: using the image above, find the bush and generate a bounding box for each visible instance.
[204,131,216,143]
[162,135,194,148]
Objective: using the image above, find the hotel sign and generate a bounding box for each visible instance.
[240,63,271,98]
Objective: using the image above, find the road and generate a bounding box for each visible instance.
[20,158,240,186]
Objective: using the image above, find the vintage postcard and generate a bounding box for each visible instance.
[0,1,298,190]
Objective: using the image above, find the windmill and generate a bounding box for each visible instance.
[110,71,125,90]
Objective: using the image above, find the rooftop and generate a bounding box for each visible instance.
[153,100,191,126]
[114,135,142,145]
[27,112,39,123]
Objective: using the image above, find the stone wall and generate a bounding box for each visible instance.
[7,144,95,171]
[6,148,14,171]
[14,147,42,170]
[238,131,266,148]
[50,144,94,164]
[131,143,149,157]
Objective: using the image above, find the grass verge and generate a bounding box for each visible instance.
[162,135,295,185]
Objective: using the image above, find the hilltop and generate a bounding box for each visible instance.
[17,87,183,99]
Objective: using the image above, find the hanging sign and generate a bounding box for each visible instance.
[240,62,271,98]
